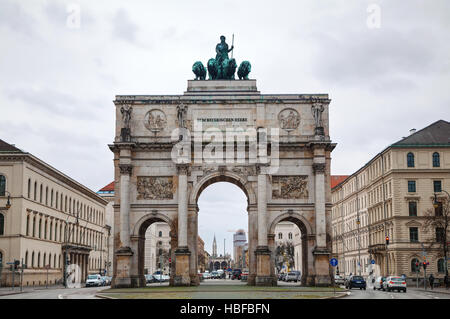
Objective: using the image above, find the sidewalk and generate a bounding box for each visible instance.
[0,284,64,297]
[410,286,450,295]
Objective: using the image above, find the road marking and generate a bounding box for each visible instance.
[58,294,64,299]
[390,294,394,299]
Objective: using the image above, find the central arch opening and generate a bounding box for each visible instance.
[197,181,249,284]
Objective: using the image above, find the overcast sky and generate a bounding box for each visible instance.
[1,1,449,255]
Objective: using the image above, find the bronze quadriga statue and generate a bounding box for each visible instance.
[192,35,251,80]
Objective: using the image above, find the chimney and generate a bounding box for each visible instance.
[409,128,416,135]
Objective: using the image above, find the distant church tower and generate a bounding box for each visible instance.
[212,234,217,257]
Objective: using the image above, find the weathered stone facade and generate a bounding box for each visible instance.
[110,80,335,287]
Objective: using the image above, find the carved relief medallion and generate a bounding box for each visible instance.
[278,108,300,131]
[272,176,309,199]
[144,109,167,132]
[137,176,174,200]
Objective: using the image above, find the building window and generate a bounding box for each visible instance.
[39,184,43,203]
[34,182,37,201]
[407,152,415,167]
[278,233,283,240]
[288,232,292,240]
[159,231,162,237]
[408,181,416,193]
[436,227,445,243]
[432,152,440,167]
[438,259,445,273]
[0,175,5,196]
[28,179,31,198]
[433,181,442,193]
[409,227,419,242]
[411,258,420,272]
[408,201,417,217]
[0,213,4,235]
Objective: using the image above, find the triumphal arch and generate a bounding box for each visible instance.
[110,37,336,288]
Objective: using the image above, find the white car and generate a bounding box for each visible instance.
[202,272,211,279]
[86,274,103,287]
[334,275,345,285]
[373,276,386,290]
[382,276,407,292]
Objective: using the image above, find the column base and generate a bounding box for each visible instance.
[255,246,275,286]
[174,247,191,286]
[313,247,331,287]
[247,274,256,286]
[112,247,136,288]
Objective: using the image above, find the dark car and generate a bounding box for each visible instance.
[345,275,366,290]
[231,269,242,280]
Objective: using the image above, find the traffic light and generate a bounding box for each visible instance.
[423,261,427,270]
[385,236,389,245]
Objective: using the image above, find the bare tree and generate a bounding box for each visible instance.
[275,242,295,272]
[422,196,449,278]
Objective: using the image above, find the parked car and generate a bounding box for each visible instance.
[231,269,242,280]
[85,274,103,287]
[383,276,407,292]
[373,276,386,290]
[202,272,211,279]
[286,271,301,282]
[100,276,110,286]
[278,273,287,281]
[334,275,345,285]
[345,275,366,290]
[145,274,156,283]
[240,271,249,281]
[211,271,220,279]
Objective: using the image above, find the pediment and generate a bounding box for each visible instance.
[405,220,422,227]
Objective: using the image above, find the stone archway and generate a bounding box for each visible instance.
[110,79,335,288]
[187,172,256,285]
[269,211,314,286]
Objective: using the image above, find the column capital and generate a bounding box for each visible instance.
[256,163,270,175]
[176,164,190,175]
[312,162,326,174]
[119,164,133,175]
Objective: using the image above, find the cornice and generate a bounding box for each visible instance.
[0,153,108,206]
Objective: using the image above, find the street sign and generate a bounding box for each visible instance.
[371,259,375,265]
[330,258,338,267]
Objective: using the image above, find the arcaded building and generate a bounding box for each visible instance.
[0,139,108,286]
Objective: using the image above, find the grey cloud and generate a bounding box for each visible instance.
[3,87,102,121]
[0,0,36,37]
[112,8,139,44]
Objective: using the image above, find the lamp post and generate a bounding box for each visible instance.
[63,212,79,288]
[433,190,450,282]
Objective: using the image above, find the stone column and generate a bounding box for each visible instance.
[113,159,134,288]
[257,172,268,247]
[247,206,258,285]
[312,149,331,286]
[313,161,327,248]
[119,163,132,248]
[188,206,199,286]
[255,168,273,286]
[174,164,191,286]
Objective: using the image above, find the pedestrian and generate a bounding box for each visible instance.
[429,274,435,290]
[444,274,448,290]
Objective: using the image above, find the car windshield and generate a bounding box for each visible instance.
[352,276,364,280]
[88,275,98,279]
[391,277,403,281]
[288,272,296,275]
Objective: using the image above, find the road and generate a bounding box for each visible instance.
[0,286,107,299]
[343,285,450,299]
